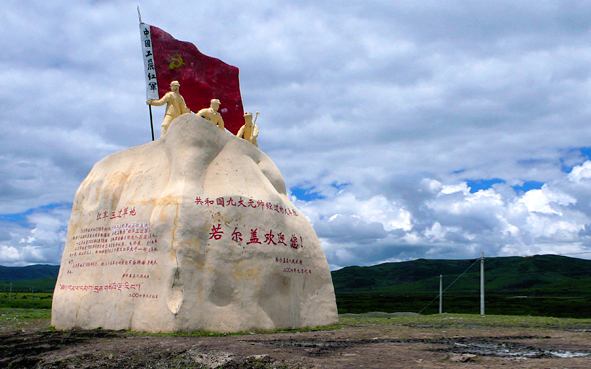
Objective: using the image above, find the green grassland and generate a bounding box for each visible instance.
[2,255,591,318]
[0,277,57,293]
[2,308,591,334]
[0,292,53,309]
[338,312,591,330]
[0,308,52,331]
[335,291,591,318]
[0,275,56,309]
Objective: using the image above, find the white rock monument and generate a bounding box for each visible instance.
[52,114,338,332]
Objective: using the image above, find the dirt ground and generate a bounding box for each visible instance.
[2,313,591,368]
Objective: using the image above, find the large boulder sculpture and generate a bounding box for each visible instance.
[52,114,338,332]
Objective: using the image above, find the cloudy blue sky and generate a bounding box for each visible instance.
[2,0,591,269]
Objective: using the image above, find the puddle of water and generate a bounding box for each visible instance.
[550,351,590,358]
[454,342,541,358]
[450,341,591,359]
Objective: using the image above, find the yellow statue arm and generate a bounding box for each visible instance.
[236,125,245,138]
[147,93,170,107]
[180,98,191,114]
[196,108,209,118]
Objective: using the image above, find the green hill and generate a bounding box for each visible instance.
[331,255,591,317]
[0,264,60,292]
[0,264,60,281]
[331,254,591,293]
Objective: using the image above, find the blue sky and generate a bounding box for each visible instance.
[2,0,591,268]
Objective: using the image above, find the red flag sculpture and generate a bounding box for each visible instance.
[140,23,244,134]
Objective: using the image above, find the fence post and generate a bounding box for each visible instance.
[480,252,485,315]
[439,275,443,314]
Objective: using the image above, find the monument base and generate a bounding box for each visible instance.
[51,114,338,332]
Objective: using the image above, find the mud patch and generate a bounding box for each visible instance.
[247,335,591,359]
[0,329,120,368]
[431,336,591,358]
[3,318,591,368]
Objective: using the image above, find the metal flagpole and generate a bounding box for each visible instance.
[149,105,155,141]
[138,6,155,141]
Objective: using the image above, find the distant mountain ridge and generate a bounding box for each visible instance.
[0,264,60,282]
[0,265,60,292]
[331,255,591,293]
[2,255,591,294]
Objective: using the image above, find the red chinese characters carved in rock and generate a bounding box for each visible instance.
[264,230,277,245]
[277,233,287,246]
[69,222,158,261]
[194,195,298,217]
[209,224,223,240]
[231,227,243,243]
[275,257,303,265]
[282,267,312,274]
[247,228,262,245]
[290,235,299,249]
[96,207,137,221]
[200,223,305,251]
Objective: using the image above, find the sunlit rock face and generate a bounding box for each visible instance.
[52,114,338,333]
